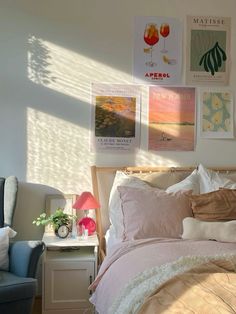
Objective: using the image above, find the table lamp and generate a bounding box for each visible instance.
[72,192,99,236]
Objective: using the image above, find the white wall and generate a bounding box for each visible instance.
[0,0,236,240]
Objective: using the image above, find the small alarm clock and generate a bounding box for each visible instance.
[56,224,70,239]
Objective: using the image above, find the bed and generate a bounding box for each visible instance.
[89,164,236,314]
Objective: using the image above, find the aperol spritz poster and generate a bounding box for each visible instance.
[149,86,196,151]
[186,16,231,85]
[133,16,182,85]
[91,83,141,151]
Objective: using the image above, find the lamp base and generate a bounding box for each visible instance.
[77,217,96,236]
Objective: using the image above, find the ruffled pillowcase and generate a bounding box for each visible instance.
[0,226,17,271]
[118,186,193,241]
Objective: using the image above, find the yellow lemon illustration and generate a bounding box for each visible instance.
[211,110,223,125]
[202,119,214,131]
[212,94,222,110]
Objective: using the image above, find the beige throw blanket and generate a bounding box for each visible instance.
[110,254,236,314]
[138,258,236,314]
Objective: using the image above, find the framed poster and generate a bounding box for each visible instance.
[149,86,196,151]
[186,16,231,85]
[133,16,182,85]
[91,83,141,151]
[200,90,234,138]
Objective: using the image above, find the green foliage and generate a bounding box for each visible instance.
[33,208,76,231]
[199,42,227,76]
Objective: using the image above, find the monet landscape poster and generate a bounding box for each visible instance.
[200,90,234,138]
[91,83,141,151]
[148,86,196,151]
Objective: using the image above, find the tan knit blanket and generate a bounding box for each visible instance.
[138,258,236,314]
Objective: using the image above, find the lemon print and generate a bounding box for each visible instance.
[212,94,222,110]
[211,110,223,125]
[202,92,231,133]
[202,119,213,131]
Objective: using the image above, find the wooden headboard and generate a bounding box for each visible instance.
[91,165,236,261]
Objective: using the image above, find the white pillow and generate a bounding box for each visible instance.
[0,226,17,271]
[109,171,150,239]
[166,169,200,195]
[182,217,236,243]
[198,164,236,193]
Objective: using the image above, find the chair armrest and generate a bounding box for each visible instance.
[9,240,45,278]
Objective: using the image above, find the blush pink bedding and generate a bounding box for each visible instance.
[90,238,236,314]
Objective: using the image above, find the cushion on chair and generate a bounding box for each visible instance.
[0,227,17,271]
[9,240,45,278]
[0,271,36,302]
[0,178,5,227]
[4,176,18,227]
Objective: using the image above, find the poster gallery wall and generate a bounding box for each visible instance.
[91,15,233,155]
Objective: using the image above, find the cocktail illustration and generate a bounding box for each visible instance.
[144,23,159,67]
[160,23,170,53]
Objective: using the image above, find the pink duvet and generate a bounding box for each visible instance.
[90,238,236,314]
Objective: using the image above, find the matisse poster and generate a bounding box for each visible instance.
[91,83,141,151]
[200,90,234,138]
[186,16,231,85]
[149,86,196,151]
[133,16,182,85]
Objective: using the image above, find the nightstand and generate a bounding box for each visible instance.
[42,233,99,314]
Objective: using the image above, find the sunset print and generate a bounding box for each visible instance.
[149,86,195,151]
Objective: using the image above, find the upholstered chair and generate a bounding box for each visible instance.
[0,176,45,314]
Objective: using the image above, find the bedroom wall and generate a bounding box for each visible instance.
[0,0,235,240]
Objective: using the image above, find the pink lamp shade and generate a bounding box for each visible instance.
[72,192,100,211]
[72,192,100,236]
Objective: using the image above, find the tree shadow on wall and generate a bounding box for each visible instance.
[28,35,57,85]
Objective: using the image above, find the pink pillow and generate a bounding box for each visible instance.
[118,186,193,240]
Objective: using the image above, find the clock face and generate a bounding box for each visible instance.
[57,224,69,238]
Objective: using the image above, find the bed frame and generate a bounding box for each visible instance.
[91,165,236,262]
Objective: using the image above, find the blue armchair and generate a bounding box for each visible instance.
[0,176,45,314]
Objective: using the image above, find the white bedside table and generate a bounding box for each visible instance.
[42,233,99,314]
